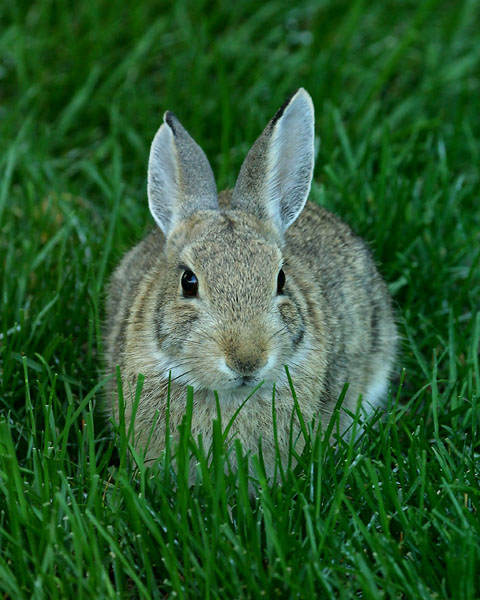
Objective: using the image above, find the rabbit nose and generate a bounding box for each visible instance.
[226,354,267,376]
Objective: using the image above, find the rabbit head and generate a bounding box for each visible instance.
[145,89,315,399]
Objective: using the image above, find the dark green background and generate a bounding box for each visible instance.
[0,1,479,598]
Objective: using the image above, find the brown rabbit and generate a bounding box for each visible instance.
[104,88,397,477]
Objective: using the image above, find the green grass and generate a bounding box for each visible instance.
[1,0,479,597]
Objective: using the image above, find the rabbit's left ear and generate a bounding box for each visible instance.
[232,88,315,234]
[148,112,218,236]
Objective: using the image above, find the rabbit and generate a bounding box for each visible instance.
[104,88,397,480]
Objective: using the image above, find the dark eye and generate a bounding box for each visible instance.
[181,270,198,297]
[277,268,285,294]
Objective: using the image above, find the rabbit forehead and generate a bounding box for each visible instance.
[180,215,282,299]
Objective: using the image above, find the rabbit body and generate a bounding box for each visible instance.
[104,89,396,476]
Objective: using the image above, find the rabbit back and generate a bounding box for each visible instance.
[286,199,396,416]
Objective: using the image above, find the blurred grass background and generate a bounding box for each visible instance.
[0,0,479,598]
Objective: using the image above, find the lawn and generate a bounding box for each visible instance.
[0,0,479,598]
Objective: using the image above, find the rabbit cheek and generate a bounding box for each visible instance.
[175,308,199,334]
[159,304,198,353]
[278,299,304,348]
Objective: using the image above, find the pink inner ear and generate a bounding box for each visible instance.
[148,121,180,235]
[262,89,315,232]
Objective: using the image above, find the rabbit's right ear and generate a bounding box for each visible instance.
[232,88,314,234]
[148,112,218,236]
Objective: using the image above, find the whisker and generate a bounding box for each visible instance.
[169,368,198,385]
[190,325,219,346]
[268,324,290,342]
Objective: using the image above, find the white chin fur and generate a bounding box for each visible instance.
[153,345,287,397]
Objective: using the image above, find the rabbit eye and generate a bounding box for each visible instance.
[181,270,198,297]
[277,268,285,294]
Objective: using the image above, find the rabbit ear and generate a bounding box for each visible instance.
[147,112,218,235]
[232,88,315,233]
